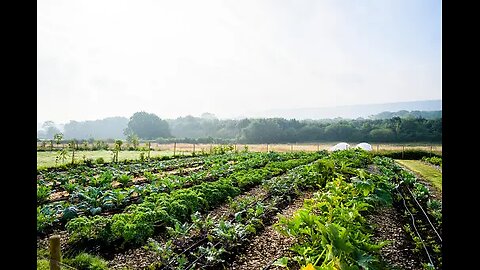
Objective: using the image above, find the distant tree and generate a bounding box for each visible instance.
[369,128,395,142]
[63,117,129,140]
[42,121,61,139]
[201,112,218,120]
[41,141,47,150]
[54,133,64,148]
[126,112,171,139]
[324,122,355,141]
[241,119,282,143]
[82,140,89,150]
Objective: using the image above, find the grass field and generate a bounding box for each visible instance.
[395,159,442,191]
[37,150,178,169]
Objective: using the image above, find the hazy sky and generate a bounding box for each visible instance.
[38,0,441,124]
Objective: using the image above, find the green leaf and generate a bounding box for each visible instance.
[273,256,289,268]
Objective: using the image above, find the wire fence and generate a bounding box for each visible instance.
[37,142,442,152]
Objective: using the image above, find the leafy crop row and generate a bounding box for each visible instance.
[64,152,321,249]
[37,152,296,234]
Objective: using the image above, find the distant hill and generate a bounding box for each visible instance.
[368,110,442,120]
[246,99,442,120]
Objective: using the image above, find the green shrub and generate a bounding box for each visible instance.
[37,185,51,204]
[95,157,105,164]
[374,149,441,160]
[37,259,50,270]
[65,252,109,270]
[422,156,442,166]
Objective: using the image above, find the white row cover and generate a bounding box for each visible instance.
[329,142,372,151]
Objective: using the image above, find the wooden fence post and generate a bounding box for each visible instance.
[266,144,269,152]
[173,142,176,157]
[148,142,151,159]
[193,144,195,155]
[430,145,433,157]
[49,235,61,270]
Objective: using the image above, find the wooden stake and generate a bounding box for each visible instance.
[49,235,61,270]
[148,142,151,159]
[173,142,176,157]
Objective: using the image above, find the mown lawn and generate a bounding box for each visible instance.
[395,159,442,192]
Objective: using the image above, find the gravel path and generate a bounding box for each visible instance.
[367,206,424,270]
[228,191,314,270]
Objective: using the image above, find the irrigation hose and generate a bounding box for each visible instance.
[184,241,221,270]
[398,189,435,267]
[405,186,442,242]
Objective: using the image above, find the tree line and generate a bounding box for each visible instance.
[37,111,441,143]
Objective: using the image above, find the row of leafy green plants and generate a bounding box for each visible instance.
[274,154,441,269]
[37,152,252,206]
[373,149,441,160]
[421,156,442,167]
[38,150,441,269]
[151,151,441,270]
[138,149,370,269]
[271,156,397,269]
[37,152,307,235]
[59,152,322,253]
[37,153,214,185]
[147,154,334,269]
[375,157,442,269]
[37,152,321,270]
[37,153,243,232]
[269,154,441,270]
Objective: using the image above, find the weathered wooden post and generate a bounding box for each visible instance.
[193,144,195,155]
[49,235,61,270]
[173,142,176,157]
[266,144,269,152]
[148,142,151,159]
